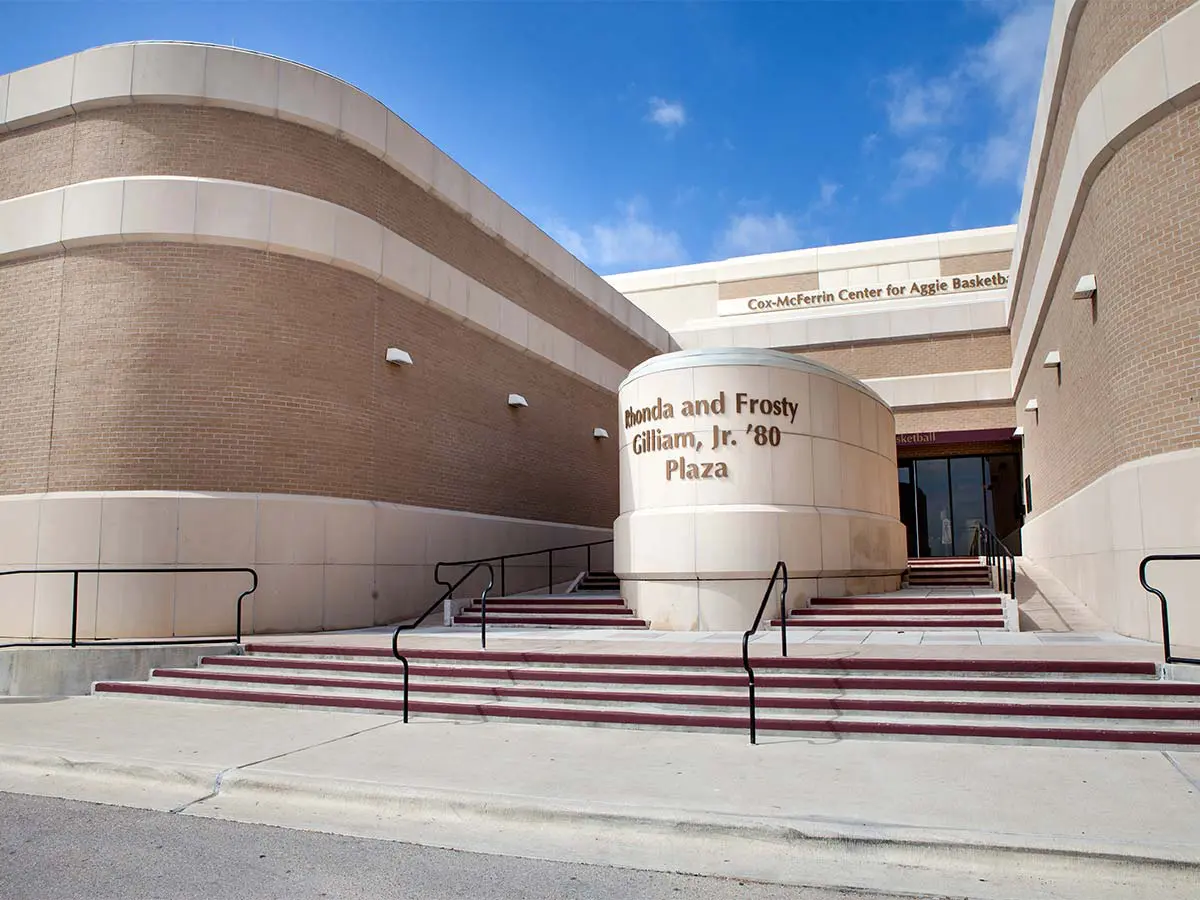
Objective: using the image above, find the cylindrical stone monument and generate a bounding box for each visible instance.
[614,347,906,630]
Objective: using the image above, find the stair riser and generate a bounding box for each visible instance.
[178,666,1200,701]
[200,658,1185,691]
[773,620,1006,628]
[795,608,1003,616]
[89,685,1200,747]
[140,675,1200,722]
[460,606,634,615]
[241,645,1161,677]
[452,618,648,628]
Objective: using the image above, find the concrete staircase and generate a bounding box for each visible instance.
[773,593,1007,630]
[907,558,993,587]
[93,644,1200,748]
[450,571,646,629]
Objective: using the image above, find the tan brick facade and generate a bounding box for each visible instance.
[939,251,1012,277]
[1010,0,1192,341]
[0,244,620,528]
[894,404,1016,435]
[0,106,654,371]
[1018,97,1200,512]
[717,272,819,299]
[792,332,1011,380]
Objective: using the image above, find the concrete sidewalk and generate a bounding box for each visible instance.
[1,696,1198,899]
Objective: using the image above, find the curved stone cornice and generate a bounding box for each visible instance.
[0,41,674,355]
[0,175,628,393]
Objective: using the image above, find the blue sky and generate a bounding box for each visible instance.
[1,1,1052,274]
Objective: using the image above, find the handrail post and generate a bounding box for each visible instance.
[70,570,79,648]
[547,549,554,593]
[586,544,592,574]
[500,558,506,598]
[778,577,788,658]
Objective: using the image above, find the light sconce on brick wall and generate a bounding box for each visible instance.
[507,394,529,408]
[1043,350,1062,385]
[1013,426,1025,438]
[1073,274,1097,300]
[385,348,413,366]
[1024,397,1039,426]
[592,427,610,439]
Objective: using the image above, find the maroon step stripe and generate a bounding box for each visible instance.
[479,598,624,606]
[452,615,647,627]
[792,607,1001,616]
[242,644,1160,675]
[770,618,1005,628]
[200,656,1200,695]
[91,683,1200,745]
[460,606,634,615]
[154,669,1200,721]
[810,597,1001,606]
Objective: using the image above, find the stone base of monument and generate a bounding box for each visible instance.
[614,348,907,632]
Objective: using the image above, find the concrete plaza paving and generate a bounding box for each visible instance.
[1,694,1197,900]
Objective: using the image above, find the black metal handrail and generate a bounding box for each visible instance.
[438,538,614,598]
[390,561,494,724]
[387,537,612,725]
[0,566,258,649]
[974,523,1016,599]
[1139,555,1200,665]
[741,560,788,745]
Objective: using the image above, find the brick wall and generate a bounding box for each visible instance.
[0,106,653,371]
[789,332,1011,379]
[718,272,819,299]
[1010,0,1192,341]
[939,251,1012,277]
[894,404,1015,435]
[1018,97,1200,513]
[0,244,620,528]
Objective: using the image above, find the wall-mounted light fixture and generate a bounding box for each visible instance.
[507,393,528,408]
[1043,350,1062,385]
[1013,426,1025,438]
[385,348,413,366]
[592,427,610,439]
[1073,274,1097,300]
[1024,397,1039,426]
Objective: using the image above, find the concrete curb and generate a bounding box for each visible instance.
[4,746,1199,899]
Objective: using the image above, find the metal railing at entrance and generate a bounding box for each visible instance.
[974,523,1016,599]
[742,560,788,745]
[0,567,258,650]
[1138,555,1200,666]
[389,537,614,723]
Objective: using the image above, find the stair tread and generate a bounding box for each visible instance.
[91,682,1200,743]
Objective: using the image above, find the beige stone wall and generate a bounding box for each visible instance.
[791,333,1011,379]
[1018,97,1200,513]
[0,244,620,528]
[1010,0,1193,341]
[0,106,652,370]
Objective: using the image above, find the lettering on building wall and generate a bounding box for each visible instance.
[717,270,1010,318]
[623,390,800,481]
[896,432,937,445]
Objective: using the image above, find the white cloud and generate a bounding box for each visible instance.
[889,139,951,198]
[715,180,840,257]
[880,0,1051,193]
[718,213,800,257]
[647,97,687,131]
[885,71,958,134]
[546,199,686,271]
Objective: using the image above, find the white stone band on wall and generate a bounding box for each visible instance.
[0,176,630,393]
[0,41,674,356]
[863,369,1012,409]
[0,490,612,638]
[1009,1,1200,390]
[670,291,1007,356]
[605,226,1015,294]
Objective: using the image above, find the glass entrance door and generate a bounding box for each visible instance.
[899,453,1024,558]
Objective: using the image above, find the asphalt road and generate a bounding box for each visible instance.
[0,792,933,900]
